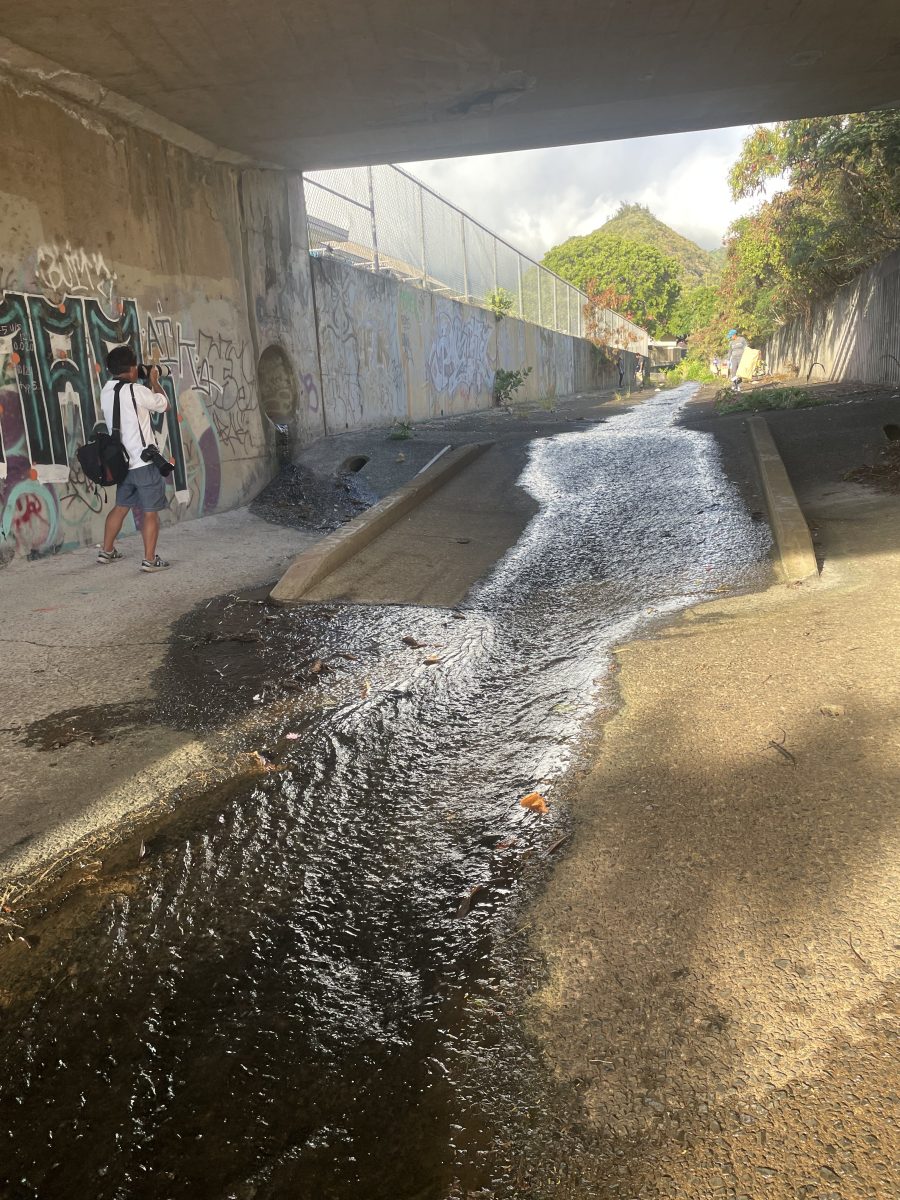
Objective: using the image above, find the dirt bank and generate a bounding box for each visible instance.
[529,449,900,1195]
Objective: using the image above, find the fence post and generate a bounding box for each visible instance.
[492,240,498,293]
[566,287,571,334]
[461,213,469,302]
[367,166,379,273]
[517,255,523,318]
[417,184,426,285]
[553,281,558,330]
[537,270,543,325]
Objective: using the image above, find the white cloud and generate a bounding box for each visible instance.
[401,126,772,260]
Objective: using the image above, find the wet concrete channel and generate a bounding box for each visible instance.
[0,387,771,1199]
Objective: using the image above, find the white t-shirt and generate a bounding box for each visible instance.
[100,380,168,472]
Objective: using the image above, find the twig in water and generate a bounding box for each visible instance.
[545,834,570,856]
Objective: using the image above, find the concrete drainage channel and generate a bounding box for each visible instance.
[270,442,491,604]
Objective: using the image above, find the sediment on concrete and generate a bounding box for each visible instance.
[748,415,819,582]
[270,442,492,604]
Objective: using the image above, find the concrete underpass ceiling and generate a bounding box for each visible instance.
[1,1,899,169]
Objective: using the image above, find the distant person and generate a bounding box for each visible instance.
[616,352,625,388]
[97,345,172,572]
[712,355,721,376]
[727,330,748,390]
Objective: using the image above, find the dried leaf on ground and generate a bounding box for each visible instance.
[820,704,845,718]
[520,791,550,814]
[246,750,284,773]
[424,654,442,665]
[360,677,371,698]
[402,635,426,648]
[545,834,570,855]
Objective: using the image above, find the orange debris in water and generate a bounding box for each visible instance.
[519,791,549,814]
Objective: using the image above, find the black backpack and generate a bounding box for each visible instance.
[77,383,131,488]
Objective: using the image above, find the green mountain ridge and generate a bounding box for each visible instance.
[597,204,723,285]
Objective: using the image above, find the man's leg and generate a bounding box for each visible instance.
[141,511,160,561]
[102,505,130,553]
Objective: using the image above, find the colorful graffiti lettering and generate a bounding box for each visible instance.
[0,262,270,561]
[0,290,193,494]
[0,479,58,555]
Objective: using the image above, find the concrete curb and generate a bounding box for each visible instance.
[747,415,819,582]
[270,441,493,604]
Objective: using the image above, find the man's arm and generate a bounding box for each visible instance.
[133,372,169,413]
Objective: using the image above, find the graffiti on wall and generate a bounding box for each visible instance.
[35,243,117,306]
[427,311,493,399]
[144,312,257,454]
[0,246,265,561]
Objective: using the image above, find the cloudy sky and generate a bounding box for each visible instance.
[401,124,765,261]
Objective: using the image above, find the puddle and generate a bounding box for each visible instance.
[18,701,154,751]
[0,388,771,1199]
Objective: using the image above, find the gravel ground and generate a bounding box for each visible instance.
[249,460,378,531]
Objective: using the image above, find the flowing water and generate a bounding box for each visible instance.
[0,388,770,1200]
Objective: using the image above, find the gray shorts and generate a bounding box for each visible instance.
[115,464,168,512]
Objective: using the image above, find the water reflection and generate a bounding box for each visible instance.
[0,387,769,1199]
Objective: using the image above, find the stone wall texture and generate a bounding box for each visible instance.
[766,249,900,387]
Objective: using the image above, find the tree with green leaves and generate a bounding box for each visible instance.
[668,284,721,338]
[720,111,900,340]
[543,232,681,334]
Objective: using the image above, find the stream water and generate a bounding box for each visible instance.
[0,387,770,1200]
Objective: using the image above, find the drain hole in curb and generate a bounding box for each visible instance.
[340,456,369,473]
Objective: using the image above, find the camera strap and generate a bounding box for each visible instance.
[112,380,125,438]
[128,384,159,450]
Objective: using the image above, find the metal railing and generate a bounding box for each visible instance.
[302,164,648,353]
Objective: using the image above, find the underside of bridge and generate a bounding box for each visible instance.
[0,1,898,168]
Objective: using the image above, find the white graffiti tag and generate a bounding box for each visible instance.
[427,313,493,397]
[35,243,117,305]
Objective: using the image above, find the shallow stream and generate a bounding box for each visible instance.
[0,388,770,1199]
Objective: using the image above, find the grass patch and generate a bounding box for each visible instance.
[714,385,830,415]
[661,358,718,387]
[388,421,414,440]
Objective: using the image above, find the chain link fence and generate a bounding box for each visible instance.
[303,164,647,353]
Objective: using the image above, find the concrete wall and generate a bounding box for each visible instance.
[0,76,322,566]
[766,249,900,388]
[312,256,625,432]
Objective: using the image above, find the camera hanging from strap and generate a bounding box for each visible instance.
[113,381,158,454]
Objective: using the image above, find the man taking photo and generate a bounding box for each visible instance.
[97,344,172,572]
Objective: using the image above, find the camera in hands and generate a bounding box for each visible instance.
[141,445,175,476]
[137,363,171,382]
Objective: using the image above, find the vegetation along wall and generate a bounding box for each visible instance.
[766,250,900,388]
